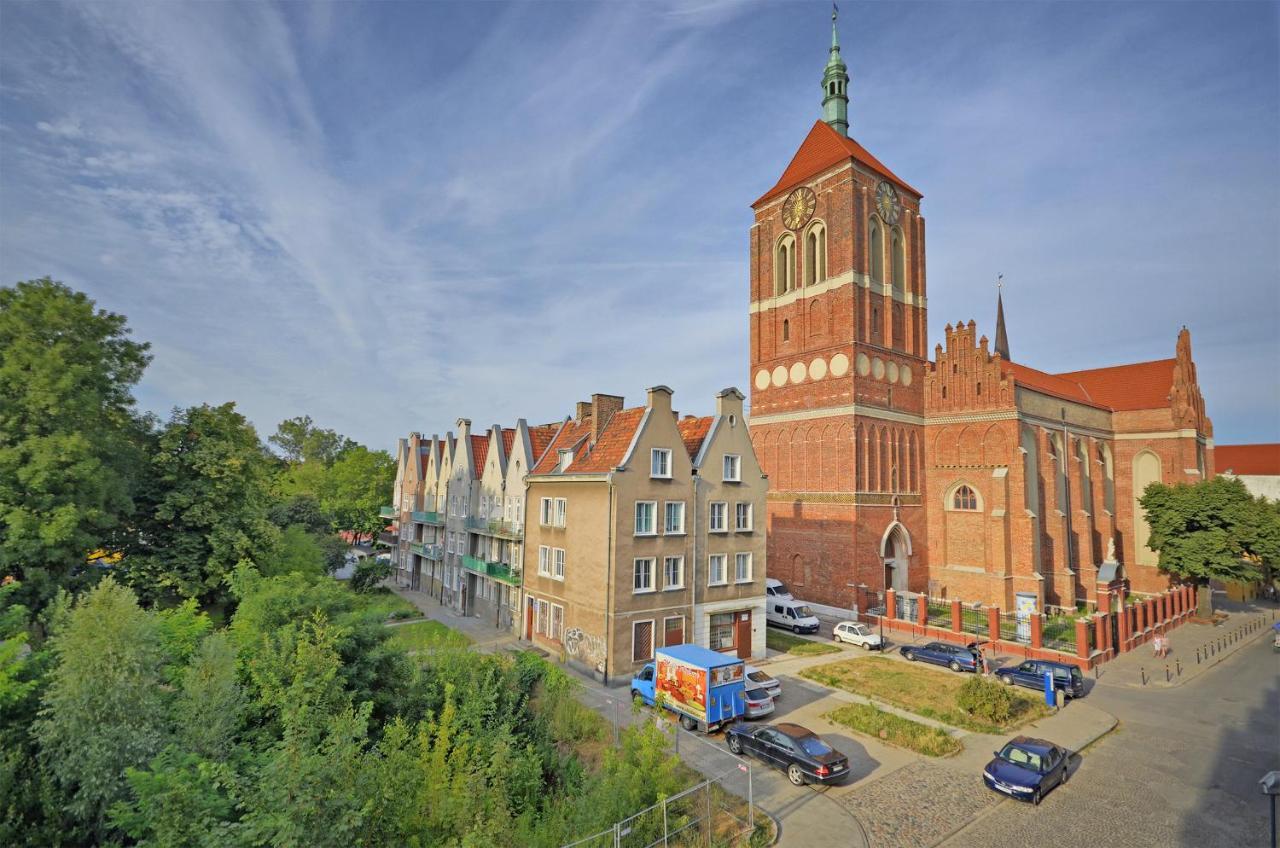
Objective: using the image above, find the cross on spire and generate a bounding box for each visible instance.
[994,275,1011,361]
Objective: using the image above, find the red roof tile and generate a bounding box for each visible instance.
[501,428,515,459]
[571,408,646,473]
[1215,444,1280,476]
[531,418,593,475]
[528,425,559,469]
[1055,360,1176,412]
[754,120,920,207]
[999,361,1103,409]
[470,434,488,477]
[677,416,713,460]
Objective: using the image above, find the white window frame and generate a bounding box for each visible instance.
[735,502,753,531]
[553,497,567,527]
[540,497,553,526]
[708,554,727,586]
[709,501,728,533]
[538,545,551,577]
[632,619,655,663]
[633,557,655,593]
[735,552,753,583]
[723,454,741,482]
[549,603,564,642]
[553,547,566,580]
[663,555,684,590]
[634,501,657,536]
[664,501,685,535]
[650,448,672,479]
[535,598,549,635]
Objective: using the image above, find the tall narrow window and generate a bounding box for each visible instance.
[782,319,790,342]
[806,229,817,286]
[870,220,884,283]
[775,235,796,295]
[892,230,905,292]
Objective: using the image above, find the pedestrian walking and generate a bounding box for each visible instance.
[1152,634,1162,657]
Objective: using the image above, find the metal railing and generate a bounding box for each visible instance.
[461,554,521,586]
[411,510,443,525]
[379,505,396,519]
[926,598,952,628]
[1041,615,1078,653]
[960,605,988,638]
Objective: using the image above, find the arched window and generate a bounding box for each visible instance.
[782,318,790,342]
[804,222,827,286]
[869,220,884,283]
[951,484,979,511]
[775,235,796,295]
[891,229,905,292]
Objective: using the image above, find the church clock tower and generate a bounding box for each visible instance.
[748,9,929,611]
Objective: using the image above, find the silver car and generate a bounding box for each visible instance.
[746,665,782,700]
[743,686,775,719]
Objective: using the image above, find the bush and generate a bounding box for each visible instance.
[956,675,1015,725]
[350,558,393,593]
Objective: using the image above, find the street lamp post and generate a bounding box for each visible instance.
[1262,771,1279,848]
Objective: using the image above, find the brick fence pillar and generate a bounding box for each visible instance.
[1094,614,1108,656]
[1031,614,1043,650]
[1173,588,1183,619]
[951,599,963,632]
[918,596,929,628]
[1075,618,1091,661]
[1185,585,1195,618]
[1160,593,1170,624]
[1098,590,1112,615]
[987,606,1002,645]
[885,588,897,621]
[1117,604,1130,653]
[1146,598,1157,630]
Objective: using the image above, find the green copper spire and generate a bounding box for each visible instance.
[823,3,850,136]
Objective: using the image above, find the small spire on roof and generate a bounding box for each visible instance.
[994,274,1011,361]
[822,3,850,136]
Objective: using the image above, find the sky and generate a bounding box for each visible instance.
[1,0,1277,452]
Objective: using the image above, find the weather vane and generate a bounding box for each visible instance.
[833,3,838,23]
[997,273,1003,290]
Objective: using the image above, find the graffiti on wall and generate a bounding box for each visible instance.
[564,627,607,671]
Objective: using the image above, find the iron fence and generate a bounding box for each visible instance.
[926,598,951,628]
[1041,615,1077,653]
[997,611,1027,644]
[960,605,988,638]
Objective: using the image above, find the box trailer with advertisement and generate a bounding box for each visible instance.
[629,644,747,732]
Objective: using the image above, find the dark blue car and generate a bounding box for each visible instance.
[982,737,1071,805]
[899,641,980,672]
[995,659,1085,699]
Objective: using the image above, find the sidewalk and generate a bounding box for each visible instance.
[383,583,519,652]
[1093,601,1276,690]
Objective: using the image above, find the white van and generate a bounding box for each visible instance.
[767,598,820,634]
[765,577,793,601]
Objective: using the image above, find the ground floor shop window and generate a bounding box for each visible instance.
[710,613,736,652]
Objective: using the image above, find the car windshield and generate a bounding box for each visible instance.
[773,581,790,595]
[850,625,867,635]
[797,736,833,757]
[998,744,1043,772]
[745,687,769,701]
[794,606,813,618]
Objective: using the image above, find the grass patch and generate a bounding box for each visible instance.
[766,629,840,656]
[387,619,472,653]
[354,587,421,621]
[825,703,962,757]
[800,656,1050,733]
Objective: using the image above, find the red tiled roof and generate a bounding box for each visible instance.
[470,434,488,477]
[528,425,559,469]
[677,416,713,460]
[754,120,920,208]
[532,418,593,475]
[417,445,430,478]
[999,361,1103,409]
[501,428,515,459]
[570,408,646,473]
[1215,444,1280,476]
[1055,359,1176,412]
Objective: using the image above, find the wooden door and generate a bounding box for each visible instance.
[735,611,752,660]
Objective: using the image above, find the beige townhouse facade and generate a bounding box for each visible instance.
[521,386,767,685]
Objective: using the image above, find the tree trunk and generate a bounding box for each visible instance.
[1195,581,1214,619]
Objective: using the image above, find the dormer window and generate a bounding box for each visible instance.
[651,448,672,479]
[558,448,572,471]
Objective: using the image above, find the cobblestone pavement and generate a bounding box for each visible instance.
[941,633,1278,848]
[832,761,999,848]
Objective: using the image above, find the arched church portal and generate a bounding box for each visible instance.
[880,522,911,593]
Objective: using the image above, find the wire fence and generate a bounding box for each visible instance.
[1041,615,1077,653]
[925,598,951,628]
[959,605,988,638]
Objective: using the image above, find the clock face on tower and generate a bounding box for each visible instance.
[781,187,817,230]
[875,181,901,225]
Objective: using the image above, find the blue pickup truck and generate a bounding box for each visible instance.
[630,644,747,732]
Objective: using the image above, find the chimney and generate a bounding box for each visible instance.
[591,393,625,444]
[716,387,745,422]
[575,401,592,423]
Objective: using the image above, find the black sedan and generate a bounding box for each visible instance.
[899,641,981,672]
[725,722,849,786]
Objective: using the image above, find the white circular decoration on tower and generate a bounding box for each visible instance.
[809,357,828,380]
[887,362,900,384]
[901,366,913,386]
[830,353,850,377]
[754,369,770,391]
[789,362,807,384]
[856,352,870,377]
[771,365,787,387]
[872,357,885,380]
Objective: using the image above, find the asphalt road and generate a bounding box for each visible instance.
[942,628,1280,848]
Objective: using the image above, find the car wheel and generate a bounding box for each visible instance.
[680,714,696,731]
[630,689,641,701]
[949,660,962,672]
[904,650,916,661]
[792,625,800,634]
[1032,788,1042,806]
[787,764,805,786]
[728,735,743,755]
[862,642,872,650]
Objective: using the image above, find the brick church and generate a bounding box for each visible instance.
[749,14,1214,616]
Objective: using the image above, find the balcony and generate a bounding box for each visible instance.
[461,555,521,587]
[375,531,397,547]
[411,510,444,526]
[379,506,396,519]
[465,517,524,539]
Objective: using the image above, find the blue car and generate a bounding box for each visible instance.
[899,640,980,672]
[995,659,1085,700]
[983,737,1071,805]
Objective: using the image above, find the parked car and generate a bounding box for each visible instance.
[745,665,782,700]
[995,659,1085,699]
[726,722,849,786]
[982,736,1071,805]
[833,621,883,650]
[742,687,775,719]
[767,598,820,634]
[899,641,980,672]
[765,577,794,601]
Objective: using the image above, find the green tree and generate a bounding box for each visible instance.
[322,445,396,541]
[1140,476,1278,616]
[0,278,152,609]
[127,403,280,605]
[34,578,171,841]
[260,525,329,579]
[269,415,354,466]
